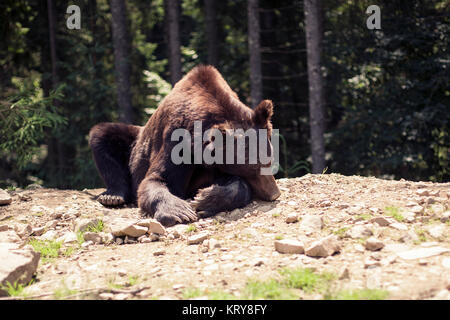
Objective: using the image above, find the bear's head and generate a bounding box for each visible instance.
[203,99,281,201]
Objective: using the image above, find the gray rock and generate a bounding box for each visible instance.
[0,189,12,205]
[39,230,58,241]
[108,218,146,237]
[347,225,373,239]
[57,232,78,244]
[0,230,22,243]
[370,216,390,227]
[74,218,101,233]
[365,237,385,251]
[426,225,446,239]
[416,189,429,196]
[153,249,166,256]
[390,223,408,231]
[274,239,305,254]
[305,235,341,257]
[187,231,209,245]
[409,205,424,215]
[31,226,46,236]
[81,240,93,248]
[300,215,323,232]
[83,232,102,244]
[397,247,450,260]
[145,219,166,235]
[0,243,40,296]
[285,213,299,223]
[100,232,114,244]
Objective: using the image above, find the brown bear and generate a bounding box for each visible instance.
[89,65,280,226]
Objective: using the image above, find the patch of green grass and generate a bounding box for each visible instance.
[182,287,237,300]
[85,220,104,233]
[384,206,404,222]
[53,281,78,299]
[182,287,203,299]
[31,212,44,217]
[185,224,197,233]
[356,213,372,221]
[271,212,280,218]
[279,268,336,294]
[76,231,85,246]
[107,278,124,290]
[127,275,140,287]
[208,290,236,300]
[1,280,33,297]
[242,279,298,300]
[333,227,349,239]
[28,239,76,262]
[6,186,16,191]
[329,288,389,300]
[274,235,284,240]
[414,227,427,243]
[28,239,62,263]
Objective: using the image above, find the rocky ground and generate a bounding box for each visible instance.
[0,173,449,300]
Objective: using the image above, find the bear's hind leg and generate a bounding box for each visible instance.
[89,122,140,206]
[191,176,252,218]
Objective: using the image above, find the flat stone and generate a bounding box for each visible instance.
[285,213,299,223]
[274,239,305,254]
[0,189,12,205]
[442,258,450,269]
[31,227,46,236]
[0,230,22,243]
[365,237,385,251]
[370,217,390,227]
[416,189,429,196]
[390,223,408,231]
[397,247,450,260]
[39,230,58,241]
[347,225,373,239]
[83,232,102,244]
[108,218,142,237]
[305,235,341,257]
[0,243,40,296]
[144,219,166,235]
[300,215,323,232]
[409,205,424,215]
[74,218,102,233]
[187,232,209,245]
[100,232,114,244]
[426,225,446,239]
[153,249,166,256]
[57,232,78,244]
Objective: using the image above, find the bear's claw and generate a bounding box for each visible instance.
[97,192,125,207]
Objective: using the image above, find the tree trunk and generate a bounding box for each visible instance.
[248,0,262,108]
[304,0,325,173]
[46,0,64,187]
[204,0,218,67]
[110,0,133,123]
[165,0,182,85]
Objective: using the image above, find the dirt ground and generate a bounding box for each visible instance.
[1,173,449,300]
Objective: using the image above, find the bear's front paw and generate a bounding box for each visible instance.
[97,191,125,206]
[154,197,198,227]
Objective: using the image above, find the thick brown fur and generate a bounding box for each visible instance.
[89,65,280,226]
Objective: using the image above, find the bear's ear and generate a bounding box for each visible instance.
[253,100,273,127]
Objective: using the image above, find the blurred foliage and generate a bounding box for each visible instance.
[0,0,448,189]
[0,77,66,169]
